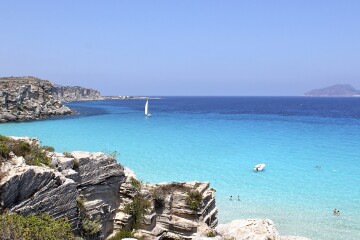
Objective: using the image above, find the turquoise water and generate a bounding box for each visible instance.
[1,97,360,239]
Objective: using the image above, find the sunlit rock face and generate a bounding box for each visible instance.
[0,76,73,122]
[52,85,103,102]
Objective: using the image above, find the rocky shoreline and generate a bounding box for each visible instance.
[0,76,161,123]
[0,136,310,240]
[0,76,73,122]
[53,85,104,102]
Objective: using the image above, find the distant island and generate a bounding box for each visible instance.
[305,84,360,96]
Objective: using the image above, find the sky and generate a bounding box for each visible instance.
[0,0,359,96]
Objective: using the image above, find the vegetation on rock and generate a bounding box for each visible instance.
[63,152,73,158]
[76,196,86,212]
[124,195,151,229]
[124,178,151,229]
[0,213,74,240]
[42,145,55,152]
[185,190,203,210]
[76,195,102,238]
[0,135,51,166]
[206,229,217,237]
[129,177,142,191]
[80,216,102,237]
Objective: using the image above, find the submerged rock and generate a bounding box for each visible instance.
[280,236,311,240]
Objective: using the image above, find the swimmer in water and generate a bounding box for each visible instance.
[333,209,340,216]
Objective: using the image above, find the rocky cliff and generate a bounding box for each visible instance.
[305,84,360,96]
[0,137,218,239]
[0,136,310,240]
[0,76,73,122]
[53,85,104,102]
[114,178,218,239]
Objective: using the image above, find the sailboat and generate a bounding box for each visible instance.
[145,99,151,117]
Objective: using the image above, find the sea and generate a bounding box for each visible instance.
[1,97,360,240]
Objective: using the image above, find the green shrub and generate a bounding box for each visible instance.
[16,142,31,155]
[80,216,101,236]
[76,196,86,212]
[0,143,10,159]
[63,152,73,158]
[0,135,51,166]
[24,148,51,166]
[151,183,196,211]
[107,229,136,240]
[207,229,217,237]
[185,190,202,210]
[130,177,142,191]
[42,146,55,152]
[0,212,75,240]
[124,195,151,229]
[0,135,9,142]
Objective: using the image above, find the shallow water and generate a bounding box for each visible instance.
[1,97,360,240]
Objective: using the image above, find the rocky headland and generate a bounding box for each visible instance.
[305,84,360,96]
[0,76,73,122]
[0,136,310,240]
[0,76,160,123]
[53,85,104,102]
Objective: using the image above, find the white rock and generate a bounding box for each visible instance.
[216,219,280,240]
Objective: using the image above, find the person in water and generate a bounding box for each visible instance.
[237,196,240,201]
[230,196,233,201]
[333,209,340,216]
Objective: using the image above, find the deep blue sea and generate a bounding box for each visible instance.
[1,97,360,240]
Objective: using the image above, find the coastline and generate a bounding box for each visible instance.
[2,94,359,239]
[0,135,309,240]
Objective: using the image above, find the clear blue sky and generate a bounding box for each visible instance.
[1,1,359,96]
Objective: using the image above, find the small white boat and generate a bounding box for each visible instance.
[145,99,151,117]
[254,163,266,172]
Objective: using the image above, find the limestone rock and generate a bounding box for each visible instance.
[0,140,127,238]
[71,151,126,237]
[215,219,280,240]
[0,76,73,122]
[0,165,79,229]
[115,177,218,240]
[52,85,104,102]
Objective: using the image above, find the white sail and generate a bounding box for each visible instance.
[145,99,149,115]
